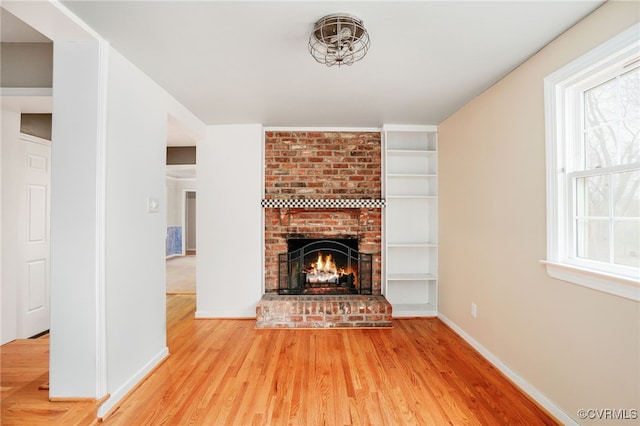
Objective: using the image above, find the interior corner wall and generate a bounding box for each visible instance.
[196,124,263,318]
[437,2,639,424]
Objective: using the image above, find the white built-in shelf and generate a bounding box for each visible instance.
[383,125,438,317]
[387,273,438,281]
[387,149,437,155]
[387,195,437,199]
[387,242,437,248]
[387,173,436,177]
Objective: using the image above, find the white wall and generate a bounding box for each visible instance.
[196,124,263,317]
[0,109,21,344]
[166,177,181,227]
[97,47,173,417]
[438,2,639,424]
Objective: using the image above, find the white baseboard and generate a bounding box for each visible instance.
[392,310,438,317]
[97,347,169,419]
[437,313,577,426]
[195,310,255,319]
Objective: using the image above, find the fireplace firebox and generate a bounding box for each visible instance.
[279,239,372,295]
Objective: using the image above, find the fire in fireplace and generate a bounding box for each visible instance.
[279,239,372,295]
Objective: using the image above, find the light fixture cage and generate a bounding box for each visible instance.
[308,14,370,67]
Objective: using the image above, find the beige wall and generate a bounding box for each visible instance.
[438,2,639,424]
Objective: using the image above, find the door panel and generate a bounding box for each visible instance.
[28,185,47,242]
[27,259,46,312]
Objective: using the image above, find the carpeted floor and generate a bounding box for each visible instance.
[166,255,196,294]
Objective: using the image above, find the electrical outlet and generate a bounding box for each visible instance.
[471,303,478,318]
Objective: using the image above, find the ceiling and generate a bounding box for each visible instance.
[53,1,603,129]
[3,1,605,138]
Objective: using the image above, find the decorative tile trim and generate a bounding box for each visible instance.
[261,199,385,209]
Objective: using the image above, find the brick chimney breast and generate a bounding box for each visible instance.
[264,131,382,294]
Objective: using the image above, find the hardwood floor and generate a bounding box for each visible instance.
[0,335,98,425]
[1,295,558,425]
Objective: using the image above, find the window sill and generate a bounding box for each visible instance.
[541,260,639,302]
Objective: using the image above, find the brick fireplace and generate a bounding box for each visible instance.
[257,131,391,328]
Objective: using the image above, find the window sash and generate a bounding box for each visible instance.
[565,66,639,277]
[567,166,639,277]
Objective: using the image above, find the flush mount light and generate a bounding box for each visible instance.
[308,14,370,67]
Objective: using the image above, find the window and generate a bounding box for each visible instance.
[544,24,639,301]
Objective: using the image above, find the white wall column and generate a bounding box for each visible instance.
[49,40,107,399]
[196,124,264,317]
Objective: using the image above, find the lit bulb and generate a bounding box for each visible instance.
[340,27,352,38]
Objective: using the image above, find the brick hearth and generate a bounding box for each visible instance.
[256,294,392,328]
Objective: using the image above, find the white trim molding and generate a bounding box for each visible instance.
[264,126,382,132]
[541,260,640,301]
[94,38,109,401]
[96,347,169,420]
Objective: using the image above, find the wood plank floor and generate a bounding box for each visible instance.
[0,334,98,425]
[1,295,558,425]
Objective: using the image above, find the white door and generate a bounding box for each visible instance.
[18,134,51,338]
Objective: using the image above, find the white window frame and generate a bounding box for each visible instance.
[543,23,640,302]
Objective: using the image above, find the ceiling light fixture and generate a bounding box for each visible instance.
[308,14,370,67]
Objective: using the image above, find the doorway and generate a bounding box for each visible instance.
[165,161,196,295]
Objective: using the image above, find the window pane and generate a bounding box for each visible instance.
[576,219,610,262]
[620,117,639,165]
[619,67,639,119]
[585,127,617,169]
[614,170,640,217]
[576,175,610,217]
[614,220,640,267]
[584,77,617,127]
[583,67,640,169]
